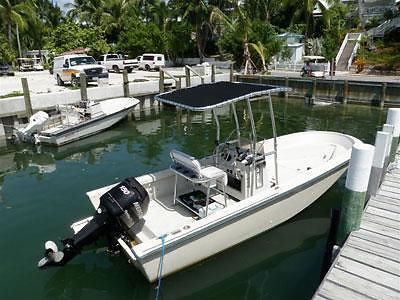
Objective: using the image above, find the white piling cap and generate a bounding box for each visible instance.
[382,124,394,157]
[373,131,389,168]
[346,143,375,192]
[386,108,400,137]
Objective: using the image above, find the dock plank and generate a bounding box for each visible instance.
[317,279,373,300]
[377,189,400,200]
[352,229,400,250]
[341,246,400,276]
[347,235,400,262]
[326,268,399,300]
[372,194,400,206]
[335,256,399,290]
[362,211,399,230]
[360,220,400,240]
[367,200,400,215]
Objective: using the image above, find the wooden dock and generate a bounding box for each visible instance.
[313,151,400,299]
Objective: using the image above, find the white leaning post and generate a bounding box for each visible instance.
[382,123,394,169]
[386,108,400,161]
[337,143,375,246]
[367,131,390,199]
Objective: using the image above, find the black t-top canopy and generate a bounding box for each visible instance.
[155,81,286,111]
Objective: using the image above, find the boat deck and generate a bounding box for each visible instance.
[313,146,400,300]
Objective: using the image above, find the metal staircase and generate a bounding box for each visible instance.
[368,16,400,38]
[335,33,362,71]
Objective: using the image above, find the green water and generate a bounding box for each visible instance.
[0,98,386,300]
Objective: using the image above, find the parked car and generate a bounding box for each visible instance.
[32,58,44,71]
[17,58,35,71]
[53,54,108,86]
[97,53,138,73]
[138,53,165,71]
[0,63,14,76]
[300,56,327,78]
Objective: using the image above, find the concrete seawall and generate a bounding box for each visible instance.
[236,75,400,107]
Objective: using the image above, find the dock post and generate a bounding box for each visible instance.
[123,69,129,97]
[380,83,387,108]
[312,78,317,103]
[343,80,349,104]
[177,77,182,90]
[185,66,191,87]
[21,78,33,118]
[382,123,394,169]
[285,77,289,99]
[211,65,216,83]
[336,143,375,246]
[159,69,165,93]
[386,108,400,162]
[367,131,390,200]
[0,123,6,141]
[230,63,234,82]
[80,74,87,102]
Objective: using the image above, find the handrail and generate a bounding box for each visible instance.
[160,67,179,83]
[185,65,205,84]
[347,33,362,71]
[336,33,349,65]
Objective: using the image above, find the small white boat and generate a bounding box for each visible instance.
[15,97,139,146]
[38,82,360,282]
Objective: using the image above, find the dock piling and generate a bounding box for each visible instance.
[80,74,87,102]
[285,77,289,99]
[230,63,234,82]
[382,124,394,169]
[211,65,216,83]
[159,69,165,93]
[380,83,387,108]
[386,108,400,162]
[312,78,317,103]
[185,66,191,87]
[343,80,349,104]
[337,143,375,246]
[123,69,129,97]
[367,131,390,200]
[21,78,33,118]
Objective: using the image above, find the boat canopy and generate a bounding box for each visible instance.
[155,81,287,111]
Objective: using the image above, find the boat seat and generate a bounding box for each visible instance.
[170,149,227,185]
[170,149,227,217]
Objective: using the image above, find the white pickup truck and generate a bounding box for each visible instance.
[97,54,139,73]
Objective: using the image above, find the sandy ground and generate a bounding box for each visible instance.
[0,69,167,97]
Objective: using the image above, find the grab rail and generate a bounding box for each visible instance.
[185,65,205,84]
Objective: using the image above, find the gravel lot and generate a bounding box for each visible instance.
[0,69,165,97]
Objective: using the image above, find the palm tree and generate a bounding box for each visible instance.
[168,0,212,62]
[101,0,132,43]
[284,0,333,52]
[67,0,105,26]
[210,1,254,72]
[0,0,34,57]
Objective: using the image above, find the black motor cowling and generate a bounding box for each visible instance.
[38,177,149,268]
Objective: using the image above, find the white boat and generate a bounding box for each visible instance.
[15,97,139,146]
[38,81,360,282]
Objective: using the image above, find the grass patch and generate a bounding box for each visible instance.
[0,91,24,98]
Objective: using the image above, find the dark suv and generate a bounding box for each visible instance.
[0,63,14,76]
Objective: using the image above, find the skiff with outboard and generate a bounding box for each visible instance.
[14,97,139,146]
[38,81,360,282]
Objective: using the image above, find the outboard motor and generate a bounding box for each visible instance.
[38,177,149,268]
[15,111,49,143]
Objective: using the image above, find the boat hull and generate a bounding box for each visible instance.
[37,107,131,146]
[135,164,346,282]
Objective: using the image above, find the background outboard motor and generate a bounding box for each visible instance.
[38,177,149,268]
